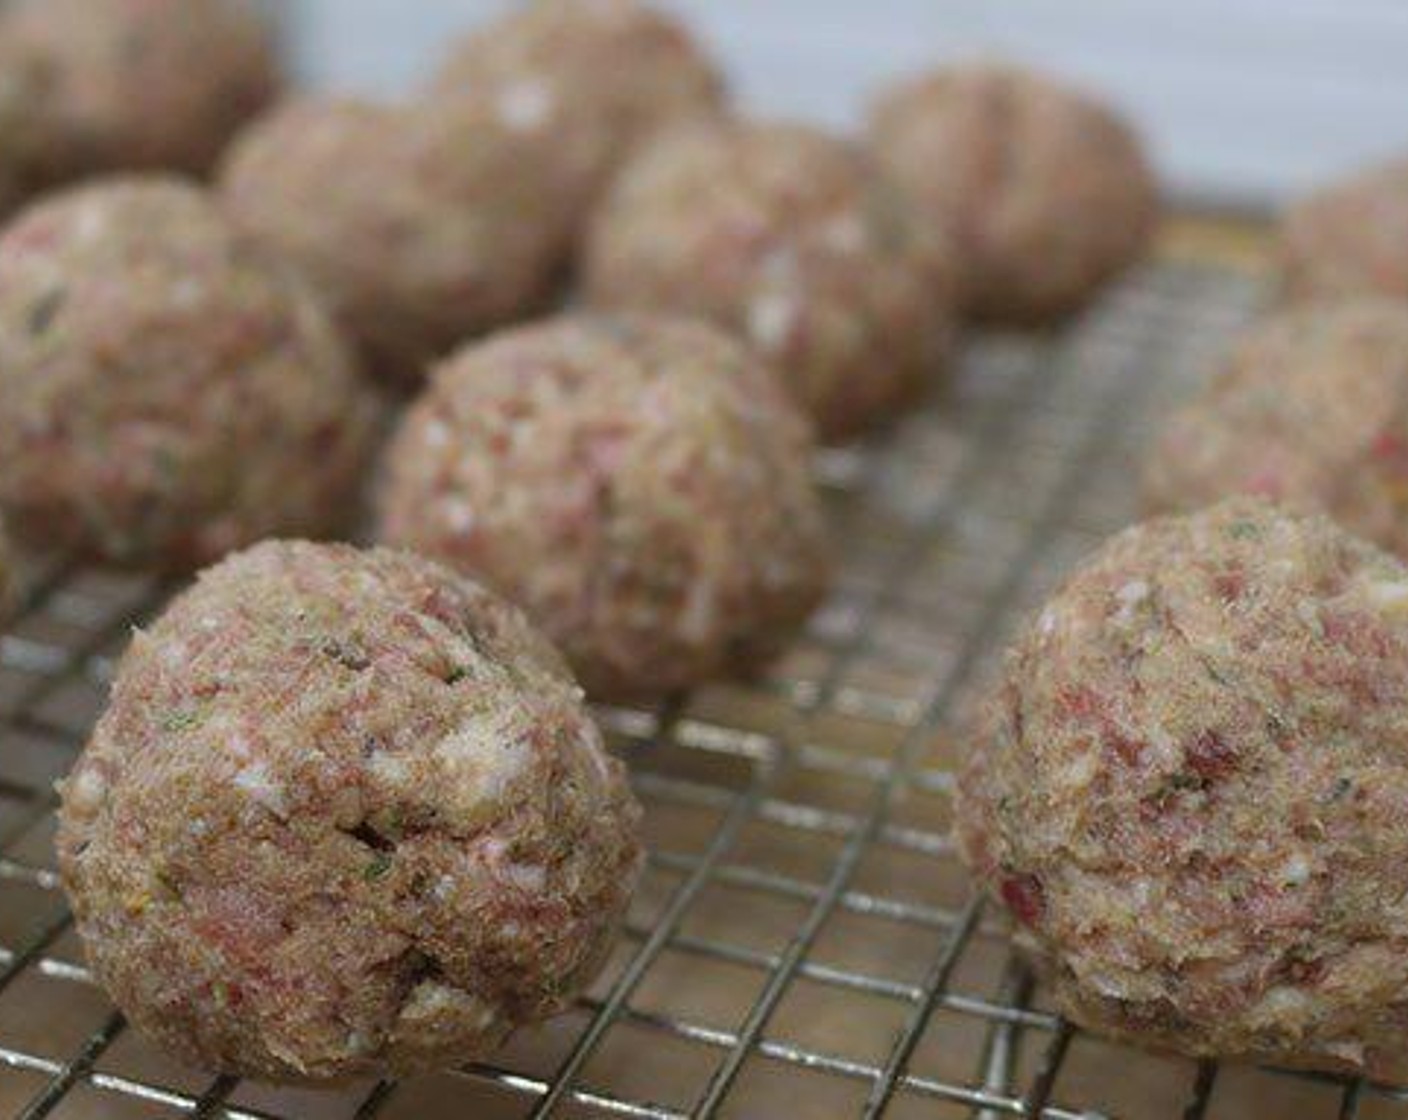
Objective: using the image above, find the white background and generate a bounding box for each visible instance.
[287,0,1408,208]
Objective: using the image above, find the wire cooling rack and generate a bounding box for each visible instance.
[2,252,1402,1120]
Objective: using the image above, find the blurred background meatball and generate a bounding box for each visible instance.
[1145,301,1408,557]
[868,62,1158,323]
[0,177,377,568]
[1279,159,1408,306]
[59,541,641,1081]
[221,95,572,384]
[2,0,280,180]
[583,120,953,440]
[378,313,830,699]
[431,0,725,232]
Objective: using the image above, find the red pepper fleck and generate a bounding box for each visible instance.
[1320,609,1393,659]
[1244,470,1284,499]
[1138,794,1170,821]
[1056,686,1101,720]
[1185,730,1238,780]
[419,587,463,628]
[999,873,1045,927]
[1107,731,1146,766]
[1373,430,1408,465]
[1212,570,1244,603]
[1280,957,1326,986]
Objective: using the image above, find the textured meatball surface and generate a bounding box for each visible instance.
[1146,301,1408,557]
[431,0,724,221]
[958,499,1408,1081]
[4,0,279,178]
[0,177,376,568]
[1280,159,1408,306]
[379,314,830,700]
[58,541,642,1082]
[868,62,1157,323]
[583,120,952,440]
[222,96,570,383]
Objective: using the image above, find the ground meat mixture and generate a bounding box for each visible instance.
[377,314,830,700]
[582,119,954,441]
[430,0,725,226]
[2,0,279,179]
[1279,159,1408,306]
[58,541,642,1082]
[958,498,1408,1082]
[1145,301,1408,557]
[221,95,572,384]
[867,61,1158,323]
[0,177,377,568]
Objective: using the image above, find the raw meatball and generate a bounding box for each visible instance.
[1279,159,1408,305]
[0,177,376,568]
[221,96,570,383]
[868,62,1157,323]
[58,540,642,1082]
[378,314,829,700]
[583,120,953,440]
[1144,301,1408,558]
[3,0,279,179]
[958,498,1408,1082]
[430,0,724,222]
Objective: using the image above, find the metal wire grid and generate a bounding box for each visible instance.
[0,257,1400,1119]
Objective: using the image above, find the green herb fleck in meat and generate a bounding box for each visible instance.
[363,852,392,881]
[161,708,202,733]
[27,288,65,335]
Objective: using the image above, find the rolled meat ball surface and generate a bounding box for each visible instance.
[58,540,642,1082]
[378,313,830,700]
[1279,159,1408,306]
[430,0,725,223]
[0,177,377,568]
[867,61,1157,323]
[220,95,573,384]
[583,120,953,441]
[1144,301,1408,558]
[3,0,279,179]
[958,498,1408,1082]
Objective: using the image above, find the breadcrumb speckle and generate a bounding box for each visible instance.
[495,78,555,132]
